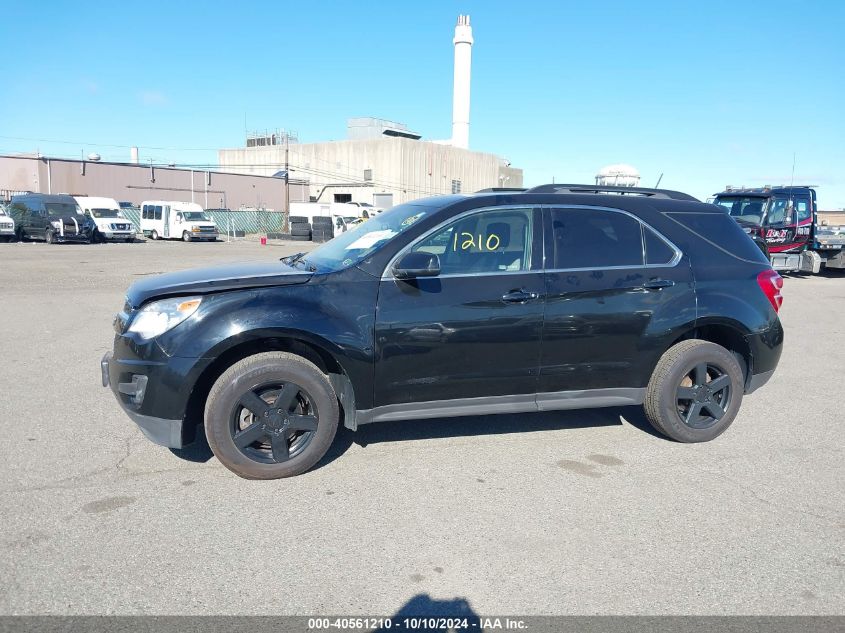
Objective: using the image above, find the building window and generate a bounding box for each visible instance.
[451,179,462,194]
[363,169,373,182]
[334,193,352,203]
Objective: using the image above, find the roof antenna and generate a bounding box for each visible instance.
[654,173,663,188]
[790,152,796,189]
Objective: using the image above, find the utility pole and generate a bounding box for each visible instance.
[284,134,290,232]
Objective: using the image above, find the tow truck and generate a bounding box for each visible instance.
[712,186,845,273]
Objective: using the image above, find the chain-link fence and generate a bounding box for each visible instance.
[121,208,288,237]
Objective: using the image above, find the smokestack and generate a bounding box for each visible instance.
[130,146,139,164]
[452,14,473,150]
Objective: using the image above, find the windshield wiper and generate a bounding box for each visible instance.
[281,252,317,272]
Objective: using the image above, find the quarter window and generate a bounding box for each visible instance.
[549,207,644,269]
[643,225,676,265]
[411,208,534,275]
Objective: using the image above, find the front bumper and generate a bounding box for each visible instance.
[101,351,188,449]
[102,231,135,240]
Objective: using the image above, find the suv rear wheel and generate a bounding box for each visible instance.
[644,340,744,442]
[204,352,339,479]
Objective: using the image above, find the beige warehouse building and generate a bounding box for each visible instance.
[0,154,309,210]
[218,118,523,207]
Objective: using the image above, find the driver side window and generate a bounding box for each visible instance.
[411,208,534,275]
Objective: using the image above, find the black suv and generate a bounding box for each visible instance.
[102,185,784,479]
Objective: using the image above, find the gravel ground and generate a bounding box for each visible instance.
[0,238,843,616]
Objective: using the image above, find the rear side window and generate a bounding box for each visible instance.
[666,212,769,264]
[643,225,676,265]
[549,207,643,269]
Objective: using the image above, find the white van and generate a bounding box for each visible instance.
[139,200,219,242]
[74,196,136,242]
[289,202,365,234]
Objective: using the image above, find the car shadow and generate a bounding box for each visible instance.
[314,404,663,471]
[167,405,664,469]
[375,593,482,629]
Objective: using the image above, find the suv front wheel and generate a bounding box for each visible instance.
[205,352,339,479]
[644,340,744,442]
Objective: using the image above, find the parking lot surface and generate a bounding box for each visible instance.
[0,239,843,615]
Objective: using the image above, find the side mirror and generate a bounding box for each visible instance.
[393,252,440,280]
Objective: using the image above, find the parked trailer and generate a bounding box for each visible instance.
[713,186,845,273]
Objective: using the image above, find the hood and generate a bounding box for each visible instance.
[126,261,312,307]
[733,218,760,231]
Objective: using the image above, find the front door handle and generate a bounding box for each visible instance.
[643,278,675,290]
[501,289,540,303]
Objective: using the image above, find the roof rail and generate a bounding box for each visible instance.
[524,183,699,201]
[474,187,528,193]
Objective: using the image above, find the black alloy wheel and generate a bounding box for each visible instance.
[205,352,339,478]
[644,339,744,442]
[675,362,732,429]
[230,382,319,464]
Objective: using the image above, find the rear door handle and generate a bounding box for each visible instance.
[501,289,540,303]
[643,278,675,290]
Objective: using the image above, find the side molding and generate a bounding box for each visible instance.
[355,387,646,426]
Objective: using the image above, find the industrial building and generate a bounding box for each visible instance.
[0,154,309,210]
[218,15,523,206]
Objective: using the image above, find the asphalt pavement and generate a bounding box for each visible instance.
[0,238,842,615]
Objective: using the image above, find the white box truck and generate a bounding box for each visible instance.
[74,196,136,242]
[139,200,219,242]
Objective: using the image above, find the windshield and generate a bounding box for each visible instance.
[181,211,210,221]
[45,203,83,217]
[713,196,766,225]
[303,199,446,271]
[91,208,121,218]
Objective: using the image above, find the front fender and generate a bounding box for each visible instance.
[158,268,380,407]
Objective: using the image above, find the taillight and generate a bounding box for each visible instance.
[757,269,783,313]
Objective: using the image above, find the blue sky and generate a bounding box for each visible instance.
[2,0,843,207]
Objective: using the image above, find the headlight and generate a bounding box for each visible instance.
[127,297,202,340]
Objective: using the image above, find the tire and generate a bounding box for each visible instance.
[182,231,192,242]
[205,352,339,479]
[312,216,333,227]
[644,340,744,443]
[291,225,312,237]
[290,234,311,241]
[289,215,308,224]
[150,230,159,241]
[45,229,55,244]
